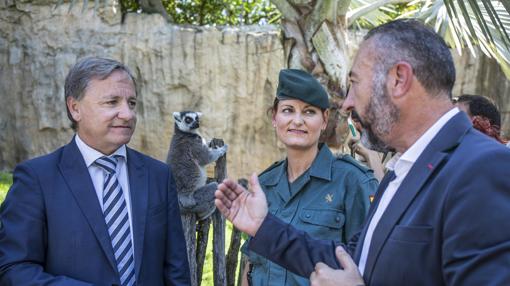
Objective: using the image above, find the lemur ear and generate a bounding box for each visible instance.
[197,112,203,118]
[173,112,181,122]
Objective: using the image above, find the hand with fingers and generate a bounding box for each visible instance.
[310,246,365,286]
[348,137,369,161]
[348,137,385,182]
[214,173,268,236]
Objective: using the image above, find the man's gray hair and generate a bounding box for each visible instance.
[64,57,137,130]
[364,19,455,99]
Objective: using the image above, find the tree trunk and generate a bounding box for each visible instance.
[271,0,353,148]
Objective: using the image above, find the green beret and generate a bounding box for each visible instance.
[276,69,329,109]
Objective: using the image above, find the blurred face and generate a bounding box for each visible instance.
[67,70,137,155]
[343,42,398,153]
[272,99,328,150]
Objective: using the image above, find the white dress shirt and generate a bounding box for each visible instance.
[358,107,459,274]
[75,134,135,245]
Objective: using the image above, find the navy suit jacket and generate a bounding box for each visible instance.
[0,138,191,286]
[249,112,510,285]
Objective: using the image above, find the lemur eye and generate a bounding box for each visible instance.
[185,117,193,124]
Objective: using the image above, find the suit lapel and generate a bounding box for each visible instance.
[353,171,395,263]
[58,138,118,273]
[363,152,447,279]
[362,112,472,282]
[126,148,149,279]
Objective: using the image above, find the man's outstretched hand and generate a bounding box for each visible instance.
[215,173,268,236]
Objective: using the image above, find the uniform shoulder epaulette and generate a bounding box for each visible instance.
[335,154,372,174]
[258,159,285,177]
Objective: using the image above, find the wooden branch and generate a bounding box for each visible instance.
[270,0,301,21]
[212,138,227,286]
[196,217,211,286]
[181,213,198,286]
[237,254,248,286]
[225,177,246,286]
[225,227,242,286]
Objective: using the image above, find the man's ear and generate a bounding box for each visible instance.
[388,61,413,98]
[67,97,81,122]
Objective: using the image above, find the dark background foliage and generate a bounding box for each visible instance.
[121,0,281,25]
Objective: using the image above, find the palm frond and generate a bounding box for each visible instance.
[348,0,411,29]
[403,0,510,78]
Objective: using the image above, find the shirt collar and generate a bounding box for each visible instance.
[386,107,459,176]
[75,134,127,168]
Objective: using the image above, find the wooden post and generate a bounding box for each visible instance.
[226,227,242,286]
[211,138,227,286]
[196,217,211,286]
[226,178,247,286]
[181,213,198,286]
[237,254,248,286]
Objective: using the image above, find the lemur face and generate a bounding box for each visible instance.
[173,111,202,133]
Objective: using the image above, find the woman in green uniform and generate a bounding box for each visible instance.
[241,69,378,286]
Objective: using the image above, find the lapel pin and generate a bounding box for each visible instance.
[325,193,333,203]
[427,163,433,170]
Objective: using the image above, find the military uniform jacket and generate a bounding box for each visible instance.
[244,144,378,286]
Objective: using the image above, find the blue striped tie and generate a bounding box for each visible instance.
[95,156,136,286]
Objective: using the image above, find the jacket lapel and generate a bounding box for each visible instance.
[126,148,149,279]
[362,112,472,281]
[353,171,395,263]
[58,138,118,273]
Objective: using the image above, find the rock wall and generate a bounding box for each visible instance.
[1,2,509,178]
[0,2,286,179]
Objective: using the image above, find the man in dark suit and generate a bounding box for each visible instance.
[215,19,510,286]
[0,57,191,285]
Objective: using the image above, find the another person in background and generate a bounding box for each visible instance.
[454,94,508,144]
[0,57,190,285]
[241,69,378,286]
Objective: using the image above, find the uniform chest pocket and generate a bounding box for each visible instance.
[299,208,345,231]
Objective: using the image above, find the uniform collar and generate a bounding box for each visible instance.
[308,143,333,181]
[261,144,333,186]
[260,160,287,186]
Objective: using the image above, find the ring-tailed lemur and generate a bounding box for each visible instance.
[167,111,228,220]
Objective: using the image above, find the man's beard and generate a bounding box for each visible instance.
[358,74,399,153]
